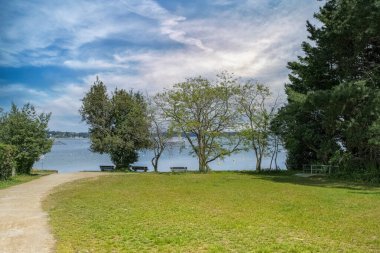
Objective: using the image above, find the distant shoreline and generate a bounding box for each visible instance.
[48,131,89,139]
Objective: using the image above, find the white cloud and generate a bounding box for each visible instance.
[0,82,88,130]
[60,0,320,95]
[119,0,213,52]
[0,0,323,131]
[1,1,138,66]
[0,84,48,98]
[89,1,316,95]
[63,59,130,69]
[1,0,214,68]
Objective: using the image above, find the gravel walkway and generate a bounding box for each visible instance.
[0,172,105,253]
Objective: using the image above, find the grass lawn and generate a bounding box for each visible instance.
[0,169,57,190]
[43,172,380,252]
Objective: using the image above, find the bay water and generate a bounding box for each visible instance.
[33,138,286,173]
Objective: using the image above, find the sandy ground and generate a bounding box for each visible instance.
[0,172,105,253]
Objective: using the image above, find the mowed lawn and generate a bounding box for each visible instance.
[0,170,56,190]
[43,172,380,252]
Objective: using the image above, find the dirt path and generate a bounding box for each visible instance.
[0,172,105,253]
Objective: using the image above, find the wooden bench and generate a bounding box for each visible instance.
[130,166,148,172]
[170,167,187,172]
[100,165,115,171]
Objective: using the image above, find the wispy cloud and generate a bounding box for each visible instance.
[119,0,213,52]
[0,84,48,98]
[83,0,318,93]
[0,0,322,131]
[63,59,130,70]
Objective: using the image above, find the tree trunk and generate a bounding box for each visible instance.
[197,134,208,173]
[198,153,208,172]
[274,139,279,170]
[151,153,161,172]
[151,157,158,172]
[256,155,262,172]
[253,145,262,172]
[270,137,279,170]
[269,152,274,170]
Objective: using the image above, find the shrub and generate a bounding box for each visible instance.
[0,143,16,180]
[0,103,52,174]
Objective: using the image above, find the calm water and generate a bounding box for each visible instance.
[33,138,286,173]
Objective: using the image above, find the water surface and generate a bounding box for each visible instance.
[34,138,286,172]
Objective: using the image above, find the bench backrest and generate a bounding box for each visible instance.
[130,166,148,171]
[170,167,187,172]
[100,165,114,171]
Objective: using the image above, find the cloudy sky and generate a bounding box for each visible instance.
[0,0,322,132]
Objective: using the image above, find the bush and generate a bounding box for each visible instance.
[0,103,52,174]
[0,143,16,180]
[330,151,380,183]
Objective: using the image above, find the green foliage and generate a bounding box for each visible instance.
[274,0,380,178]
[44,173,380,252]
[0,103,52,174]
[155,72,241,172]
[236,81,278,171]
[0,143,16,180]
[80,78,111,153]
[147,97,174,172]
[80,77,150,169]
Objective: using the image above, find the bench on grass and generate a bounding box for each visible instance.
[170,166,187,173]
[100,165,115,171]
[130,166,148,172]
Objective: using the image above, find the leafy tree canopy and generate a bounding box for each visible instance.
[275,0,380,180]
[0,103,52,174]
[156,72,242,172]
[80,77,150,169]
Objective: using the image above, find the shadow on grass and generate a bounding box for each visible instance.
[236,170,380,191]
[347,191,380,195]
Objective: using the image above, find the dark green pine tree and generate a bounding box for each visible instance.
[274,0,380,179]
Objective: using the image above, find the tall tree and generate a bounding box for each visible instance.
[80,77,151,170]
[0,103,52,174]
[147,98,173,172]
[275,0,380,177]
[236,81,277,171]
[156,72,242,172]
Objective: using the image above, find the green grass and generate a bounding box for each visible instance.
[43,172,380,252]
[0,169,57,190]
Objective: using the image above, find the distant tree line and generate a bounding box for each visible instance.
[48,131,89,138]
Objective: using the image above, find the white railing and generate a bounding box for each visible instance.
[302,165,338,174]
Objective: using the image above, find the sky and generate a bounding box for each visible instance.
[0,0,323,132]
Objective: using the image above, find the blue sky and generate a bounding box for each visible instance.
[0,0,322,131]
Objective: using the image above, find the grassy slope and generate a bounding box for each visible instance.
[0,170,57,190]
[43,172,380,252]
